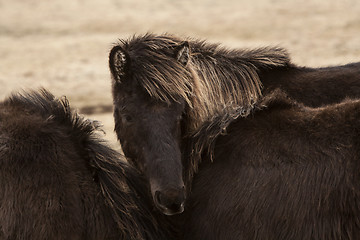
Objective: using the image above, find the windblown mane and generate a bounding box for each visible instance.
[3,89,170,240]
[113,33,291,132]
[4,88,97,140]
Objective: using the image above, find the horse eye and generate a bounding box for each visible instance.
[122,114,133,124]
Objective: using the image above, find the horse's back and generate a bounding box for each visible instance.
[260,61,360,107]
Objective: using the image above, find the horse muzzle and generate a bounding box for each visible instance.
[154,187,186,215]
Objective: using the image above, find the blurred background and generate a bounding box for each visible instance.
[1,0,359,149]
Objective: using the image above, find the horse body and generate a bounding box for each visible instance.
[0,89,173,240]
[181,91,360,239]
[109,33,360,215]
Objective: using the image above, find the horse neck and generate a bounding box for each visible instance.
[181,88,298,193]
[181,48,267,186]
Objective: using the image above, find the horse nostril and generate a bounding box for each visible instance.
[155,191,169,208]
[168,202,185,213]
[155,191,162,205]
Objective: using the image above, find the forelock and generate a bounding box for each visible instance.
[116,34,194,105]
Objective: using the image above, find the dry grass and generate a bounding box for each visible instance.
[1,0,359,149]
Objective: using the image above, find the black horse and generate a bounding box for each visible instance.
[109,33,360,215]
[0,89,173,240]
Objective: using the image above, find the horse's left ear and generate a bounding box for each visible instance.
[109,45,130,82]
[175,41,190,66]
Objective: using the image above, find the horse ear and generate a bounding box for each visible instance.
[109,45,130,82]
[175,41,190,66]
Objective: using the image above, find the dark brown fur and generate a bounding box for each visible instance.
[180,90,360,239]
[0,89,173,240]
[260,62,360,107]
[109,33,360,213]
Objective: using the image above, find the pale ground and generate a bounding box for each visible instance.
[1,0,360,150]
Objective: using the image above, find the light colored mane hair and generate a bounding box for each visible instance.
[114,34,291,133]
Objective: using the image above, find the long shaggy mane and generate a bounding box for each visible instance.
[112,33,291,132]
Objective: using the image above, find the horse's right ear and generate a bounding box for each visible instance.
[109,45,130,82]
[175,41,190,66]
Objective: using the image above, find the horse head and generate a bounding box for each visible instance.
[109,38,191,215]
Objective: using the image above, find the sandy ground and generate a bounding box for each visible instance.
[1,0,360,150]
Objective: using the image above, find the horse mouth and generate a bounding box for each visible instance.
[155,202,185,216]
